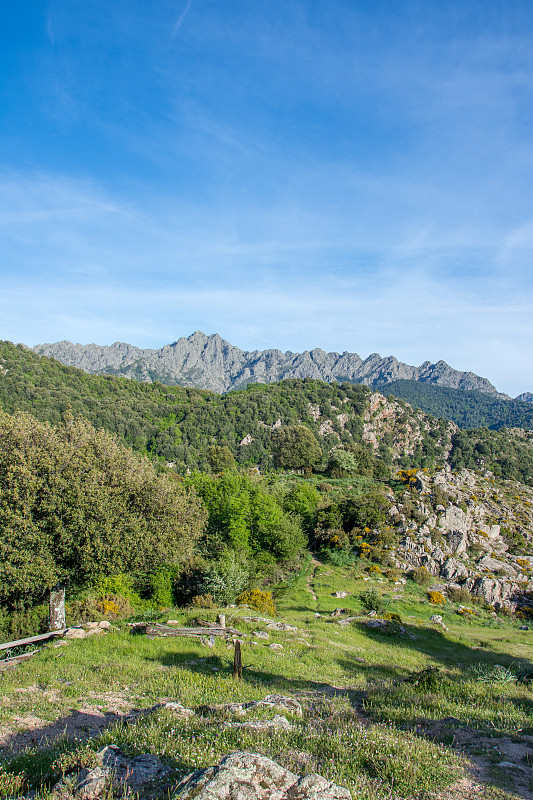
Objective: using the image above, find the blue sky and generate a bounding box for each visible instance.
[1,0,532,396]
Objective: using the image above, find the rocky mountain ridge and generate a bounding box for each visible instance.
[31,331,507,397]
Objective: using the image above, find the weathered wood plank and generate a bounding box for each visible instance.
[132,623,243,638]
[0,629,67,652]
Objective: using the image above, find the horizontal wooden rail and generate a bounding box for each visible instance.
[0,629,67,652]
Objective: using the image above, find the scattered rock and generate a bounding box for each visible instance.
[331,591,349,598]
[267,622,298,632]
[172,751,351,800]
[96,745,169,792]
[269,643,284,651]
[53,745,169,798]
[253,631,269,639]
[65,627,88,639]
[227,715,292,731]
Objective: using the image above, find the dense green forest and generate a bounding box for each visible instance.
[0,341,369,471]
[1,341,533,484]
[380,379,533,430]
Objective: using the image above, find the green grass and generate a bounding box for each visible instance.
[1,561,532,799]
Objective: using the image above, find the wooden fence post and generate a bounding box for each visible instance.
[233,639,242,680]
[49,586,65,631]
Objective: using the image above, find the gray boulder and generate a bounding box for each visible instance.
[441,557,469,581]
[53,746,169,798]
[477,555,517,577]
[172,751,351,800]
[439,505,470,534]
[446,530,469,555]
[471,577,518,609]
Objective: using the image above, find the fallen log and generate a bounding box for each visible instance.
[131,623,244,638]
[0,629,67,652]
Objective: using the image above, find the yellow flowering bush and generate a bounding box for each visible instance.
[237,588,276,616]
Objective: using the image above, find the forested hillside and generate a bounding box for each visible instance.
[1,340,533,483]
[381,379,533,429]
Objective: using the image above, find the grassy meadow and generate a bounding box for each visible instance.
[1,559,532,800]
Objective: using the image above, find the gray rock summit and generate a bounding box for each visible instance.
[32,331,503,396]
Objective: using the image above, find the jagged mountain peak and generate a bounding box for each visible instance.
[31,332,507,397]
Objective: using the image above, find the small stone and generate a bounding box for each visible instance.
[267,622,298,632]
[85,622,99,629]
[331,591,349,598]
[269,643,283,651]
[430,615,443,624]
[98,620,111,629]
[65,627,87,639]
[233,715,291,731]
[253,631,269,639]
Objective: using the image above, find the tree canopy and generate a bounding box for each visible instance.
[0,410,206,608]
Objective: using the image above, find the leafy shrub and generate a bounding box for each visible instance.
[0,603,49,640]
[411,567,432,586]
[428,591,446,605]
[314,525,350,551]
[327,449,360,478]
[368,564,381,573]
[383,611,402,623]
[322,548,359,567]
[384,568,401,581]
[447,586,471,604]
[189,593,217,609]
[201,550,249,604]
[359,589,387,615]
[237,589,276,616]
[150,568,176,609]
[404,666,444,690]
[92,574,141,604]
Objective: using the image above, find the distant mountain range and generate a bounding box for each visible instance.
[31,330,519,398]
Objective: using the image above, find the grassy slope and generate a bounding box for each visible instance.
[1,562,532,800]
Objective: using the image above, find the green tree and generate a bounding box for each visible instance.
[206,444,236,472]
[0,411,207,608]
[271,425,322,473]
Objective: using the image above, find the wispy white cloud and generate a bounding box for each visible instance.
[171,0,193,41]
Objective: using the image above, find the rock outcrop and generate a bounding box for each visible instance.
[172,751,351,800]
[389,466,533,610]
